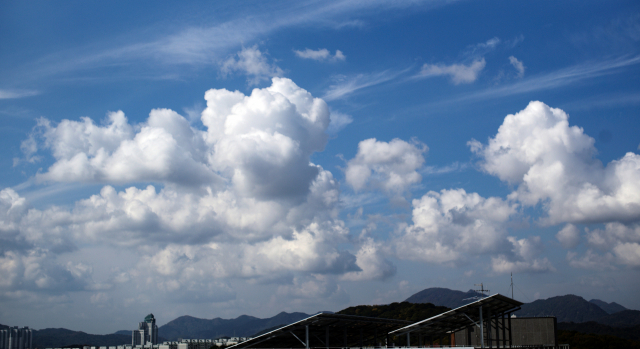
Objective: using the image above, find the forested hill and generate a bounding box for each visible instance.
[404,287,483,309]
[516,295,609,322]
[337,301,450,322]
[158,311,310,340]
[589,299,627,314]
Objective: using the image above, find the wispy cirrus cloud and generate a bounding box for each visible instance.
[468,55,640,100]
[410,55,640,111]
[0,89,39,99]
[509,56,525,78]
[9,0,452,85]
[323,69,410,101]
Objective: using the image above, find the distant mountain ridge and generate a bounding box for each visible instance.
[515,295,609,322]
[589,299,627,314]
[158,311,310,340]
[404,287,483,308]
[4,288,638,346]
[0,325,134,348]
[404,288,639,328]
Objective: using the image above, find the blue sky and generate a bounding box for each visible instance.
[1,0,640,333]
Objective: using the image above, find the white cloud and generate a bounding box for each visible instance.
[341,238,396,281]
[465,37,501,57]
[0,249,93,292]
[584,223,640,267]
[461,55,640,101]
[422,161,469,175]
[5,78,414,303]
[614,242,640,267]
[327,111,353,134]
[470,101,640,225]
[491,236,555,274]
[294,48,345,62]
[509,56,525,78]
[34,109,218,187]
[203,77,330,201]
[419,58,486,84]
[220,46,283,85]
[567,250,616,270]
[90,292,112,305]
[557,224,580,249]
[127,220,358,289]
[0,89,39,99]
[275,275,350,308]
[12,0,448,84]
[491,255,555,274]
[323,70,407,101]
[394,188,517,264]
[345,138,427,194]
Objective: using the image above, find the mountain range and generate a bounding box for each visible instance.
[158,311,310,340]
[403,288,638,327]
[0,325,133,348]
[404,287,483,308]
[589,299,628,314]
[6,286,639,347]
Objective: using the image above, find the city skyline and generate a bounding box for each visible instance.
[1,0,639,334]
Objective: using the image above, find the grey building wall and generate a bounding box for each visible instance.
[0,327,32,349]
[454,317,556,347]
[510,317,556,346]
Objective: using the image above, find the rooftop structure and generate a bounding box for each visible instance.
[390,293,523,347]
[228,313,411,349]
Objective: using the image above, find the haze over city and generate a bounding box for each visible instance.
[1,0,639,335]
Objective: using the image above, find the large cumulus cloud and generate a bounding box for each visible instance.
[468,101,640,269]
[393,188,517,264]
[4,78,395,305]
[469,101,640,225]
[345,138,427,195]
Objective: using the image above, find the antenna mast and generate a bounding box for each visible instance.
[510,273,514,299]
[474,283,490,297]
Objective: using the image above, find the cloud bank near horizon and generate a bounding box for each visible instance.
[3,79,639,321]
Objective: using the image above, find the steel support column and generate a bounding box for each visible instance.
[479,305,484,348]
[326,327,330,349]
[305,325,309,349]
[508,313,512,348]
[495,315,500,348]
[487,308,493,348]
[502,313,507,348]
[406,333,410,347]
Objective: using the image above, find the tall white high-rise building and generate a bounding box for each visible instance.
[132,314,158,347]
[0,327,32,349]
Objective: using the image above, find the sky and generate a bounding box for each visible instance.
[1,0,640,334]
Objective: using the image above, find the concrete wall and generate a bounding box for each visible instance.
[454,317,556,347]
[511,317,556,346]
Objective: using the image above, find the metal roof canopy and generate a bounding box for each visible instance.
[228,313,411,349]
[390,294,523,339]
